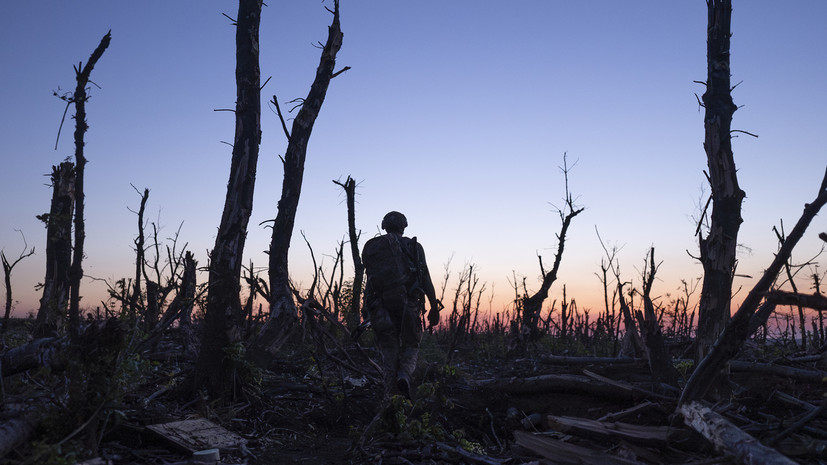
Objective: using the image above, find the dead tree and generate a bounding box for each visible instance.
[66,31,111,336]
[680,168,827,404]
[34,162,75,337]
[636,247,680,388]
[136,251,198,356]
[176,251,198,357]
[617,281,645,358]
[695,0,744,369]
[254,0,345,358]
[518,155,583,344]
[191,0,262,399]
[1,232,35,333]
[333,176,363,329]
[596,228,623,351]
[129,186,150,321]
[773,221,812,350]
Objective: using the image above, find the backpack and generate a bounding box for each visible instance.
[362,234,418,295]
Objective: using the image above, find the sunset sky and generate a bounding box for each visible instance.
[1,1,825,320]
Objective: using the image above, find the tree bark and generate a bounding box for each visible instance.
[690,0,744,404]
[254,1,344,358]
[191,0,262,399]
[35,162,75,337]
[68,31,111,336]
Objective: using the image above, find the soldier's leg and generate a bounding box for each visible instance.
[396,301,424,396]
[369,299,400,396]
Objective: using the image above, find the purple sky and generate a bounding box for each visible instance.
[1,1,825,318]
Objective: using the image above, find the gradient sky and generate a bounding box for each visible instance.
[1,1,825,319]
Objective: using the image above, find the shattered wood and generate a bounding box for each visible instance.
[146,417,247,452]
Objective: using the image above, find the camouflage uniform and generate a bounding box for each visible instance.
[363,212,439,397]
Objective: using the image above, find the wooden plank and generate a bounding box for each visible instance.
[145,418,246,453]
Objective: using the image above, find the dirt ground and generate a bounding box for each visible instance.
[4,322,826,464]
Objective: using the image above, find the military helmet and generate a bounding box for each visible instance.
[381,211,408,233]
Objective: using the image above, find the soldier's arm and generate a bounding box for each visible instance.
[417,244,438,309]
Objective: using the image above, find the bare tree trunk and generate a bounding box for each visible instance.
[67,31,112,337]
[144,280,160,331]
[130,187,150,320]
[559,285,569,339]
[191,0,262,399]
[695,0,743,364]
[35,162,75,337]
[254,1,344,359]
[178,252,198,359]
[333,176,363,329]
[618,283,645,358]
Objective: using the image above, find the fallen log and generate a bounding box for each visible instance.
[513,430,644,465]
[729,361,827,384]
[1,337,63,377]
[582,369,676,401]
[772,391,817,411]
[539,355,647,366]
[597,401,663,423]
[474,373,637,400]
[546,415,703,451]
[767,401,827,445]
[765,290,827,311]
[679,401,797,465]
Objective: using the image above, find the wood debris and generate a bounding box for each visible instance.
[146,418,247,453]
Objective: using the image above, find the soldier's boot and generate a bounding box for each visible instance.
[396,347,419,399]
